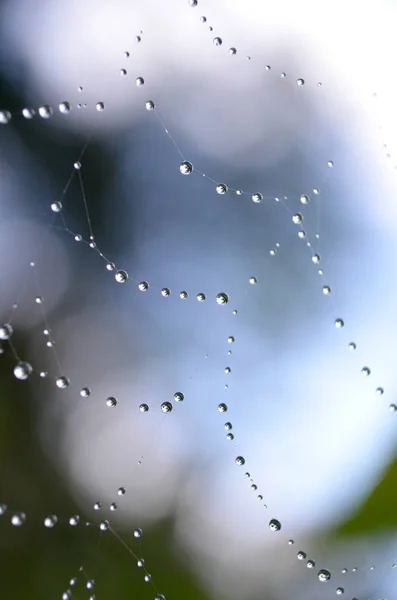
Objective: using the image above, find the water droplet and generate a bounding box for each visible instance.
[228,336,235,343]
[44,515,58,528]
[296,78,305,86]
[14,362,33,381]
[138,281,149,291]
[135,77,144,86]
[318,569,331,582]
[80,387,91,398]
[336,588,344,595]
[348,342,356,351]
[361,367,370,377]
[252,193,263,203]
[389,403,397,412]
[180,290,188,299]
[218,403,228,413]
[307,560,315,568]
[115,270,128,283]
[297,551,306,560]
[96,102,105,111]
[298,230,306,238]
[327,160,334,167]
[300,194,309,204]
[235,456,245,466]
[312,254,321,263]
[155,595,166,600]
[137,558,145,567]
[200,15,207,23]
[135,36,141,43]
[120,69,127,76]
[139,403,149,413]
[313,188,320,195]
[269,249,276,256]
[0,504,7,515]
[213,37,222,46]
[224,366,231,374]
[94,502,102,511]
[216,183,228,195]
[229,47,237,55]
[59,102,71,114]
[188,0,198,6]
[376,387,384,395]
[75,234,82,242]
[35,296,43,305]
[38,105,53,119]
[292,213,303,224]
[249,276,257,284]
[22,107,35,119]
[226,433,234,440]
[69,515,80,526]
[11,513,26,526]
[174,392,184,402]
[281,72,286,78]
[110,502,117,511]
[161,287,171,297]
[86,580,95,590]
[51,201,62,213]
[106,396,117,407]
[335,319,344,328]
[196,293,206,302]
[118,487,126,496]
[134,527,143,538]
[161,401,173,413]
[236,189,243,195]
[265,65,271,70]
[0,324,13,340]
[322,286,331,295]
[146,101,155,111]
[56,376,70,389]
[224,422,232,430]
[180,161,193,175]
[269,519,281,531]
[70,578,77,586]
[288,539,294,545]
[144,574,151,582]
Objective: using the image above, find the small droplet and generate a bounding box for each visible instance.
[298,230,306,238]
[196,293,206,302]
[134,528,143,538]
[146,101,155,111]
[86,580,95,590]
[74,161,81,170]
[80,387,91,398]
[376,387,384,395]
[235,456,245,466]
[56,376,70,389]
[110,502,117,511]
[51,201,62,213]
[336,588,344,595]
[252,193,263,203]
[161,401,173,413]
[180,161,193,175]
[213,37,222,46]
[313,188,320,195]
[334,318,344,328]
[137,558,145,567]
[59,102,71,114]
[138,281,149,291]
[115,270,128,283]
[135,36,141,43]
[69,515,80,526]
[300,194,309,204]
[174,392,184,402]
[106,396,117,407]
[22,107,35,119]
[44,515,58,528]
[361,367,371,377]
[318,569,331,582]
[229,47,237,55]
[0,324,13,340]
[94,502,102,511]
[269,519,281,532]
[136,77,144,86]
[188,0,198,6]
[200,16,207,23]
[96,102,105,111]
[312,254,321,263]
[35,296,43,304]
[249,276,257,284]
[224,367,231,374]
[120,69,127,76]
[348,342,356,351]
[218,403,228,413]
[296,78,305,86]
[389,403,397,412]
[14,362,33,381]
[75,234,82,242]
[327,160,334,167]
[0,504,7,516]
[38,105,53,119]
[139,403,149,413]
[11,513,26,526]
[144,574,151,583]
[322,286,331,295]
[270,249,276,256]
[161,287,171,297]
[155,595,166,600]
[236,189,243,195]
[292,213,303,224]
[216,183,228,195]
[106,262,115,272]
[281,72,286,78]
[307,560,315,568]
[265,65,271,70]
[224,422,232,430]
[297,552,306,560]
[180,290,188,299]
[288,539,294,545]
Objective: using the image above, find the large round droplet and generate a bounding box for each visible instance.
[59,102,71,114]
[218,403,228,412]
[80,387,91,397]
[174,392,184,402]
[51,201,62,213]
[322,286,331,295]
[292,213,303,224]
[96,102,105,111]
[216,183,228,195]
[235,456,245,466]
[269,519,281,532]
[196,293,206,302]
[56,376,70,389]
[14,361,33,381]
[118,487,126,496]
[106,396,117,407]
[161,287,171,297]
[229,47,237,55]
[252,193,263,203]
[216,292,229,305]
[180,161,193,175]
[138,281,149,291]
[146,101,155,111]
[38,105,53,119]
[334,319,344,328]
[115,270,128,283]
[307,560,315,568]
[249,276,257,284]
[213,37,222,46]
[179,291,188,299]
[139,403,149,413]
[136,77,144,86]
[361,367,371,377]
[297,551,307,560]
[161,401,173,413]
[134,527,143,538]
[44,514,58,528]
[318,569,331,582]
[296,78,305,86]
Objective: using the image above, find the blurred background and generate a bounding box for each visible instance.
[1,0,397,599]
